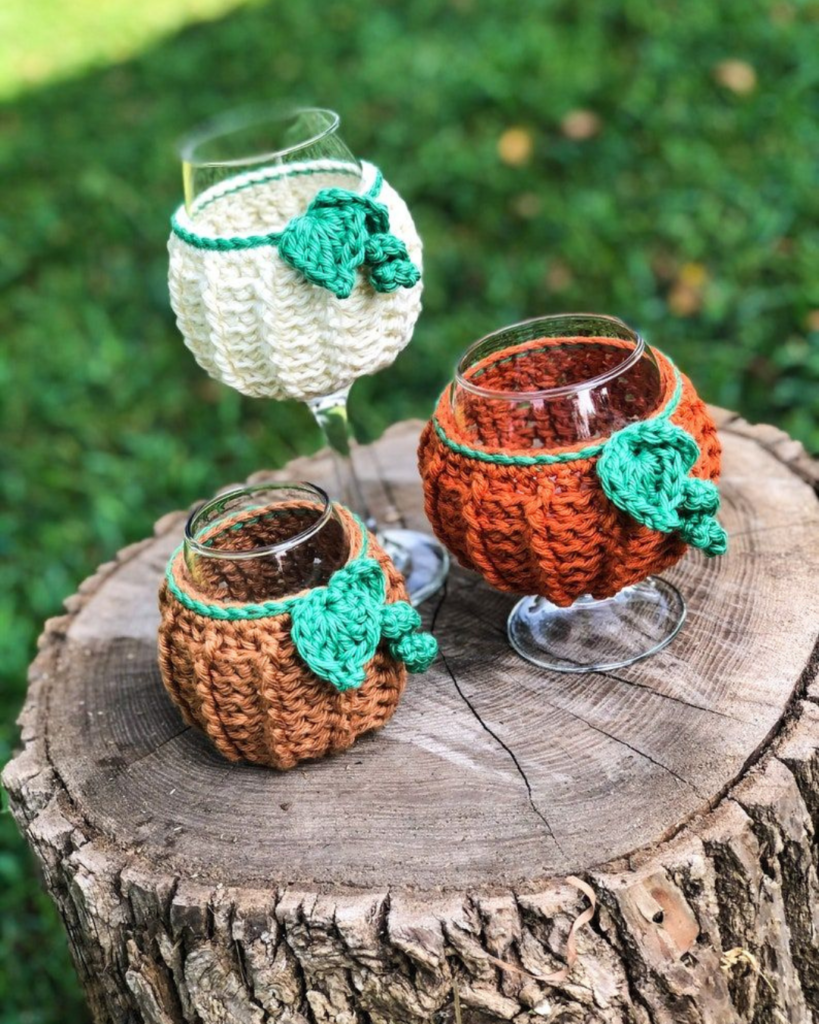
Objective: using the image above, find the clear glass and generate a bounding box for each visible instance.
[452,312,685,672]
[181,106,361,217]
[177,104,449,606]
[453,312,663,447]
[183,482,350,603]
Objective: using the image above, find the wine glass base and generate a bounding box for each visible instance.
[379,528,450,607]
[507,577,686,673]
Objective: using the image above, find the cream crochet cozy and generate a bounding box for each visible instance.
[168,160,423,402]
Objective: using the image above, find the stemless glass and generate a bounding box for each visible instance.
[162,480,421,769]
[183,482,350,603]
[170,103,449,605]
[446,313,690,672]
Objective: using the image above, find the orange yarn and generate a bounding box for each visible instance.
[158,505,408,769]
[418,338,722,607]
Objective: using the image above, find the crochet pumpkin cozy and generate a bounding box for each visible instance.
[158,503,437,769]
[168,159,423,403]
[418,336,726,607]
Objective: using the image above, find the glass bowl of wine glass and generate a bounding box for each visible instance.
[158,482,437,768]
[418,313,727,672]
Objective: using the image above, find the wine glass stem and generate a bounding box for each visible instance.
[306,387,375,528]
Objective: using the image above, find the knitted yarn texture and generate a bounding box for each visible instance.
[289,557,437,691]
[277,185,420,298]
[158,504,437,768]
[168,159,423,402]
[598,418,727,556]
[418,338,726,607]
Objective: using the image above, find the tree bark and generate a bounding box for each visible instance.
[4,411,819,1024]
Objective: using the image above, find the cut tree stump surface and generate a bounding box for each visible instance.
[22,412,819,887]
[7,410,819,1024]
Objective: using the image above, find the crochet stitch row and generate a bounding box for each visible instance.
[167,159,423,402]
[158,504,436,768]
[171,162,418,299]
[431,359,683,466]
[165,514,370,619]
[419,337,726,607]
[164,507,437,688]
[170,165,383,251]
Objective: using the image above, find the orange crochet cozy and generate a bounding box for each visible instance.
[418,338,723,606]
[158,505,411,769]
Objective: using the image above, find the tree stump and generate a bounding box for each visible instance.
[5,410,819,1024]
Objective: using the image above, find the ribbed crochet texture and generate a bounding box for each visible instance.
[418,338,725,607]
[168,159,423,402]
[158,503,437,769]
[277,185,420,298]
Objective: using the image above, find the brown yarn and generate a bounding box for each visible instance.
[158,505,408,769]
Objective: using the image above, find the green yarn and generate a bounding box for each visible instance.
[171,166,383,249]
[433,365,684,466]
[165,517,437,690]
[170,224,278,252]
[290,557,437,691]
[170,165,421,299]
[277,187,420,299]
[597,418,728,556]
[433,357,726,554]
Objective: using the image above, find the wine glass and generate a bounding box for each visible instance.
[161,480,419,768]
[168,103,449,605]
[183,481,350,603]
[420,313,726,672]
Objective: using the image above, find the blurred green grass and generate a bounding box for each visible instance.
[1,1,818,1020]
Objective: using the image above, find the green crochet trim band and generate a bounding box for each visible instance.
[170,164,421,300]
[165,515,438,691]
[170,167,383,250]
[433,359,727,556]
[433,364,683,466]
[165,514,372,618]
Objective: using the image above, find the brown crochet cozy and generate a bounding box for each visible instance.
[418,337,723,607]
[158,504,408,769]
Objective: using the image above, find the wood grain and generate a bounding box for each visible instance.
[5,412,819,1023]
[34,417,819,888]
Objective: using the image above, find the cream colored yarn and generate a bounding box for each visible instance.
[168,159,423,402]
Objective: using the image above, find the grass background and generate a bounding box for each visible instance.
[1,0,818,1020]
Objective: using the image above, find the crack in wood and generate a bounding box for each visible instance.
[231,933,268,1020]
[7,416,819,1023]
[536,695,706,799]
[596,670,742,722]
[117,726,194,772]
[438,646,566,857]
[584,903,658,1022]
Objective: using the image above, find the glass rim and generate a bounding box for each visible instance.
[454,313,646,401]
[184,481,335,561]
[178,104,344,170]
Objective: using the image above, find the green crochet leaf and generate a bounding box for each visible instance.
[277,187,420,299]
[597,418,728,556]
[289,557,438,691]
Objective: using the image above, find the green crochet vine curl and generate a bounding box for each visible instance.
[166,520,437,692]
[597,417,728,556]
[277,188,419,299]
[170,165,421,300]
[290,557,437,691]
